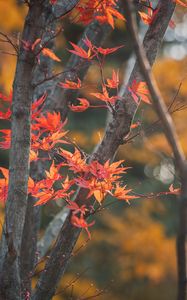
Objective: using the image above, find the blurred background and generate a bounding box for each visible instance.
[1,1,187,299]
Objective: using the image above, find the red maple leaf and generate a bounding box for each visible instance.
[129,80,151,104]
[73,0,125,28]
[68,41,95,60]
[106,69,119,89]
[34,189,55,206]
[0,129,11,149]
[67,200,88,216]
[71,214,95,239]
[69,98,90,112]
[113,183,138,203]
[0,167,9,202]
[59,78,82,89]
[91,85,119,105]
[31,92,47,120]
[0,108,11,120]
[33,112,66,133]
[96,45,123,56]
[29,149,38,162]
[59,148,87,173]
[138,11,152,25]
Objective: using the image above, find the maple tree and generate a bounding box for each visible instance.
[0,0,186,300]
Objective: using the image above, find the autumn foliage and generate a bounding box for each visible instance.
[0,86,137,238]
[0,1,187,300]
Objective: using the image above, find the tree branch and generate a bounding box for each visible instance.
[0,1,79,299]
[19,1,80,297]
[0,3,50,298]
[45,21,112,121]
[92,0,176,163]
[32,1,176,300]
[124,0,185,172]
[37,207,69,257]
[36,11,117,255]
[124,1,187,300]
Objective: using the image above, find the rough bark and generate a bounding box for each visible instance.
[0,3,46,299]
[20,13,57,298]
[0,1,79,299]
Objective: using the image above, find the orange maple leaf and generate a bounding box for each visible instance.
[28,177,47,197]
[113,183,138,203]
[34,189,55,206]
[33,112,66,133]
[68,41,95,60]
[69,98,90,112]
[31,130,68,151]
[31,92,47,120]
[29,149,38,162]
[0,108,11,120]
[91,85,119,105]
[75,159,128,203]
[0,129,11,149]
[106,69,119,89]
[45,161,61,181]
[71,214,95,239]
[90,181,111,203]
[130,121,141,129]
[61,176,74,191]
[96,6,125,28]
[72,0,125,28]
[59,148,87,173]
[96,45,123,56]
[42,48,61,62]
[75,176,111,203]
[129,80,151,104]
[138,11,152,25]
[0,167,9,202]
[67,200,88,216]
[59,78,82,89]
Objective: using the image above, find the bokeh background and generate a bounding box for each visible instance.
[1,1,187,299]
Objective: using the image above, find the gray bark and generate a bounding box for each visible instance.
[0,3,48,298]
[0,1,79,299]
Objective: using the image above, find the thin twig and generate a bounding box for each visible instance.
[0,32,19,54]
